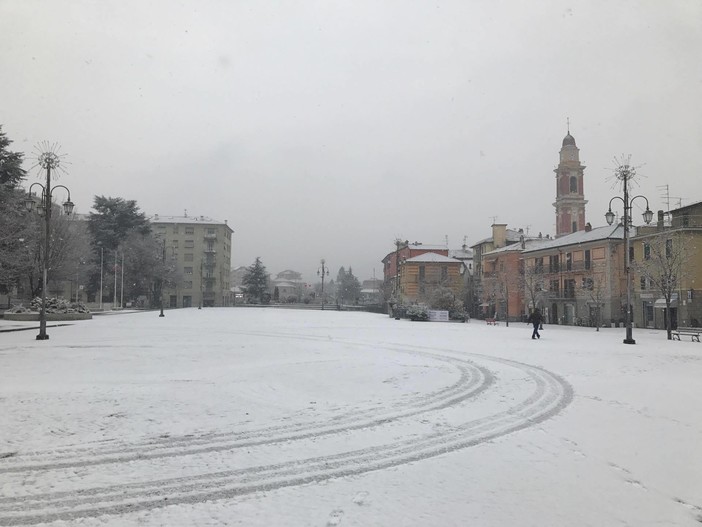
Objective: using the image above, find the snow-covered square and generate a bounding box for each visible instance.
[1,309,701,526]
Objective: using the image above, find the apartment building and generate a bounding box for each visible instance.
[151,214,234,308]
[522,225,625,326]
[630,202,702,329]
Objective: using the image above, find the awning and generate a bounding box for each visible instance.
[654,299,678,308]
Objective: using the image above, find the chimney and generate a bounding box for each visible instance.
[492,224,507,248]
[585,222,592,232]
[657,210,665,228]
[520,235,525,249]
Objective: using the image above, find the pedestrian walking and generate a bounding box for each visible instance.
[527,309,543,339]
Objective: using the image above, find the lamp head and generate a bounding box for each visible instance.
[643,208,653,224]
[605,209,615,226]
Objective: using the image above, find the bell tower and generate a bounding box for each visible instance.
[553,124,587,237]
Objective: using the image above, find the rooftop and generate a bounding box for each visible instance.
[405,253,462,264]
[523,225,624,253]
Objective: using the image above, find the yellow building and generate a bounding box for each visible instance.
[151,214,234,308]
[400,253,463,304]
[631,203,702,329]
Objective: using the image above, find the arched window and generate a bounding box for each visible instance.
[570,176,578,193]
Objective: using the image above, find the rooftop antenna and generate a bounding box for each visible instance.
[566,116,570,133]
[184,208,188,217]
[490,216,498,225]
[657,184,669,211]
[445,234,449,248]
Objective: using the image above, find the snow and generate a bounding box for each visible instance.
[1,309,701,526]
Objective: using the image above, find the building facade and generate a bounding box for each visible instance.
[399,253,464,304]
[630,202,702,329]
[151,214,233,308]
[523,225,625,326]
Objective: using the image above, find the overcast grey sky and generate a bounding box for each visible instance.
[2,1,701,282]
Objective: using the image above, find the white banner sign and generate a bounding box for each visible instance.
[428,310,449,322]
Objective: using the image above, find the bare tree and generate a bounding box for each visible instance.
[521,261,545,316]
[582,261,608,331]
[632,232,692,340]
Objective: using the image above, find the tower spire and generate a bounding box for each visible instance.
[566,116,570,134]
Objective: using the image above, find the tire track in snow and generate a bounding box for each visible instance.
[0,336,573,525]
[0,348,490,473]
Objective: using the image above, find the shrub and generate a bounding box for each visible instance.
[407,305,429,321]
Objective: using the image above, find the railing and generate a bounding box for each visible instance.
[204,233,217,240]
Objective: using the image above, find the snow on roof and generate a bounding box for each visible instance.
[150,214,230,227]
[405,253,462,264]
[523,225,624,253]
[449,248,474,259]
[472,229,529,247]
[483,239,549,256]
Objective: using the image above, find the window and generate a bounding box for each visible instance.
[172,224,179,234]
[640,277,647,290]
[184,267,193,275]
[184,281,193,289]
[184,253,194,262]
[666,239,673,259]
[564,279,576,299]
[419,266,425,282]
[172,240,179,247]
[184,240,194,249]
[683,213,689,227]
[185,227,194,234]
[550,280,559,295]
[584,250,591,270]
[549,255,559,273]
[572,221,577,233]
[643,243,651,260]
[441,266,448,281]
[629,246,635,262]
[570,176,577,193]
[566,252,572,271]
[535,257,544,273]
[582,277,593,290]
[207,228,215,235]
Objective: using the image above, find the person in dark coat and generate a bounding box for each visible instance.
[527,309,543,339]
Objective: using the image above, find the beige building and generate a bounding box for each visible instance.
[631,202,702,329]
[151,214,234,308]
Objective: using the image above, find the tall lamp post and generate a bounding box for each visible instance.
[24,150,74,341]
[605,161,653,345]
[317,259,329,310]
[97,242,104,311]
[159,237,166,317]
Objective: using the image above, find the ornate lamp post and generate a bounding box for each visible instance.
[317,259,329,310]
[605,160,653,344]
[24,148,74,340]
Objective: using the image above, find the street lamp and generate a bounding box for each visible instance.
[24,149,74,340]
[159,237,166,317]
[97,242,104,311]
[605,161,653,344]
[317,258,329,310]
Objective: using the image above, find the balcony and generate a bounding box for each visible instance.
[204,247,217,254]
[204,233,217,241]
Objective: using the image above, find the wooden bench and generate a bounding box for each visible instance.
[485,318,498,325]
[672,327,702,342]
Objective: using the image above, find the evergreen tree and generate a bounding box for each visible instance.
[243,257,269,304]
[0,125,26,190]
[337,266,362,304]
[88,196,151,252]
